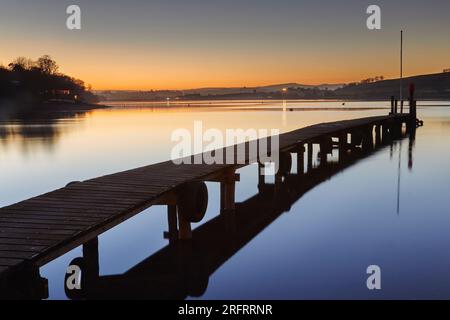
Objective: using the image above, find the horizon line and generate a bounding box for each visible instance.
[91,70,448,92]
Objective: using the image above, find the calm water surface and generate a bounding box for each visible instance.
[1,100,450,299]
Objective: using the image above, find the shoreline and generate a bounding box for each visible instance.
[0,99,109,111]
[101,97,450,103]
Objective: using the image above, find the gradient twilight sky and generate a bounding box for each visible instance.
[0,0,449,90]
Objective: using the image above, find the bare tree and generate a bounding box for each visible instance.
[37,55,59,74]
[8,57,35,71]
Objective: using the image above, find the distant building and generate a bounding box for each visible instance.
[444,68,450,73]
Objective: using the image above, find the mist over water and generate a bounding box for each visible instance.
[1,100,450,299]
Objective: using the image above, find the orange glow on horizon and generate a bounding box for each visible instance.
[1,35,448,91]
[71,68,447,91]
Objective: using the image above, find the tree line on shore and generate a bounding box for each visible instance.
[0,55,99,105]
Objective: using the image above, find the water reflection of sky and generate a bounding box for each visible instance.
[1,101,450,299]
[0,101,392,207]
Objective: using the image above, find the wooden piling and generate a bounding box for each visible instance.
[167,205,178,244]
[375,125,381,146]
[82,237,99,281]
[274,172,283,194]
[307,143,313,171]
[338,133,348,160]
[319,137,333,164]
[296,145,305,175]
[390,96,395,114]
[258,162,265,191]
[178,212,192,240]
[220,170,237,214]
[351,131,363,147]
[382,124,390,143]
[362,126,374,151]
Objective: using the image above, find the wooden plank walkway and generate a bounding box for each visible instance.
[0,114,410,280]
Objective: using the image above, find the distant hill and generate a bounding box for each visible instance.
[334,72,450,100]
[183,83,344,95]
[96,72,450,101]
[96,83,345,101]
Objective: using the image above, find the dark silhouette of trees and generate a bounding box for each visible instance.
[0,55,99,105]
[8,57,35,72]
[37,55,59,75]
[359,76,384,84]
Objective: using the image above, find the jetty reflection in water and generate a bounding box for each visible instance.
[56,127,415,300]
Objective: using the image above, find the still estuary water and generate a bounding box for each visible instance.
[1,100,450,299]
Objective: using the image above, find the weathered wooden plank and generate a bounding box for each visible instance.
[0,251,38,259]
[15,199,134,208]
[67,184,169,194]
[0,244,46,252]
[0,210,106,222]
[0,222,83,231]
[14,205,123,215]
[56,188,155,199]
[0,216,95,227]
[36,196,142,206]
[0,232,68,241]
[1,208,112,218]
[0,227,77,236]
[69,182,168,192]
[0,238,56,246]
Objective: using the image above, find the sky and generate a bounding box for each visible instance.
[0,0,449,90]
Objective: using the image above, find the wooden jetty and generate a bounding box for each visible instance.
[62,132,413,300]
[0,106,419,297]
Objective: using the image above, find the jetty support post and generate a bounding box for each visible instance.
[274,171,283,194]
[273,151,291,195]
[408,125,416,170]
[220,169,238,215]
[407,83,417,132]
[296,144,305,175]
[410,100,417,123]
[158,192,184,242]
[382,123,391,144]
[351,130,363,148]
[392,120,403,139]
[166,204,179,244]
[338,132,348,160]
[178,206,192,240]
[83,237,99,283]
[362,125,374,151]
[220,169,239,234]
[390,96,395,115]
[375,125,382,146]
[307,142,313,172]
[318,137,333,166]
[258,162,265,191]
